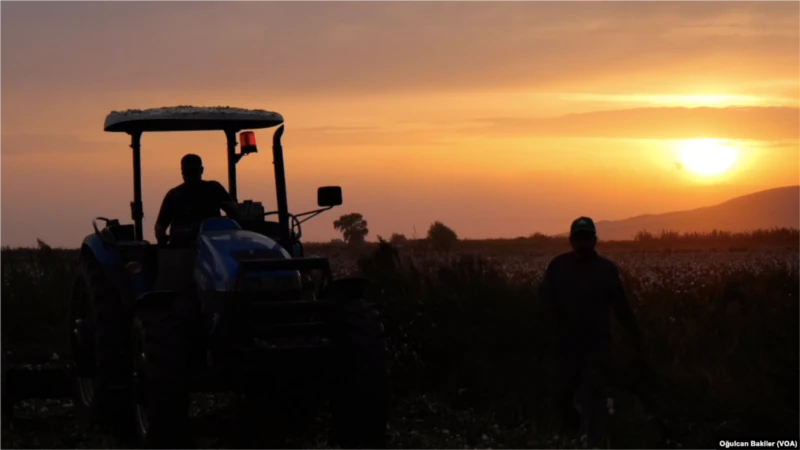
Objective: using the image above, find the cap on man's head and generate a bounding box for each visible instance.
[570,216,596,236]
[181,154,203,169]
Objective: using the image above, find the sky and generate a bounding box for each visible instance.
[2,2,798,247]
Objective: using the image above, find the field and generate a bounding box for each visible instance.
[1,230,798,449]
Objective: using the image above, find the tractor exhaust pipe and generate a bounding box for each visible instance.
[272,125,291,249]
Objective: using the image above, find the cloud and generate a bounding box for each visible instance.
[286,125,455,147]
[471,107,800,141]
[294,126,381,133]
[2,2,797,98]
[1,134,117,154]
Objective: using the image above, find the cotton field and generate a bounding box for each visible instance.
[1,240,798,449]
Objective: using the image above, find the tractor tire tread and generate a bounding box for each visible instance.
[132,304,191,449]
[330,297,390,449]
[72,254,132,433]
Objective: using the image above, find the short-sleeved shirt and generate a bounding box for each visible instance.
[539,251,640,351]
[155,180,233,231]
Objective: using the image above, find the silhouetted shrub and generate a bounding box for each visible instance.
[390,233,409,246]
[427,221,458,252]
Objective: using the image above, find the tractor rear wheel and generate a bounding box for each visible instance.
[329,297,390,448]
[131,302,192,449]
[70,256,131,433]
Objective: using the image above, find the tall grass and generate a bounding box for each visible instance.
[1,228,798,447]
[1,241,77,355]
[357,242,799,438]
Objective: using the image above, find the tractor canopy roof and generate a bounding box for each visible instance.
[103,106,284,133]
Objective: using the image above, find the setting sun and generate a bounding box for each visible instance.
[677,139,738,176]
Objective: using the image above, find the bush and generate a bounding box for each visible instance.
[427,221,458,252]
[390,233,409,246]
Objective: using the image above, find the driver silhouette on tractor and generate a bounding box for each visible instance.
[154,154,239,244]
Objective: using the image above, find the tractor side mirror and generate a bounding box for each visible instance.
[317,186,343,207]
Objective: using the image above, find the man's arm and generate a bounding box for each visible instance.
[538,260,561,351]
[154,191,173,244]
[213,181,239,220]
[609,263,643,348]
[539,261,557,317]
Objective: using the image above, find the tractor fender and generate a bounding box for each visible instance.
[327,277,371,301]
[80,234,124,292]
[80,235,133,312]
[81,233,120,267]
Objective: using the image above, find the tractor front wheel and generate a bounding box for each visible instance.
[329,297,390,449]
[131,303,192,449]
[70,256,131,433]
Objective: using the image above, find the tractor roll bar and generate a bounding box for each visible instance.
[225,130,239,202]
[223,125,291,248]
[130,132,144,241]
[126,125,290,246]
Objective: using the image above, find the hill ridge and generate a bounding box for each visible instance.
[560,186,799,240]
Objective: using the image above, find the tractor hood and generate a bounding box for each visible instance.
[195,228,293,291]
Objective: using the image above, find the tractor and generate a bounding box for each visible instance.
[69,106,389,448]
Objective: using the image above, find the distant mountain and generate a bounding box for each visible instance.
[561,186,799,241]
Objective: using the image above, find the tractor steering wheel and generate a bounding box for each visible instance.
[263,211,302,241]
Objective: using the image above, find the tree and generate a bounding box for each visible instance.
[334,213,369,245]
[389,233,408,246]
[427,221,458,251]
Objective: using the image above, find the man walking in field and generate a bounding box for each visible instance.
[539,217,643,446]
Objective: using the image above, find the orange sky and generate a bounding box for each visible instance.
[2,2,799,247]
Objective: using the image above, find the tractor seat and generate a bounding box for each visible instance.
[97,223,152,271]
[101,223,150,253]
[102,223,136,243]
